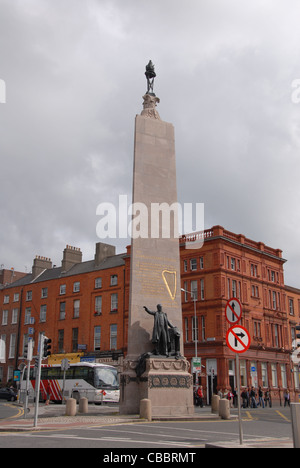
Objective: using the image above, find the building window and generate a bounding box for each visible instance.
[201,316,206,341]
[94,326,101,351]
[60,284,66,295]
[95,296,102,315]
[199,257,204,269]
[274,324,279,347]
[0,335,6,361]
[9,334,16,359]
[232,280,237,298]
[26,290,32,301]
[250,264,258,277]
[190,259,197,271]
[272,291,277,310]
[184,317,189,342]
[111,293,118,312]
[240,360,247,387]
[191,280,198,300]
[58,330,64,353]
[73,300,80,318]
[2,310,8,326]
[254,321,261,338]
[281,364,287,389]
[3,295,9,304]
[271,363,278,387]
[73,282,80,293]
[289,299,295,316]
[12,309,18,324]
[200,279,205,300]
[261,363,268,387]
[41,287,48,299]
[24,308,31,325]
[72,328,78,352]
[192,317,198,342]
[110,324,117,350]
[13,293,19,302]
[59,302,66,320]
[40,305,47,322]
[183,260,187,272]
[110,275,118,286]
[95,277,102,289]
[183,281,188,302]
[231,258,236,270]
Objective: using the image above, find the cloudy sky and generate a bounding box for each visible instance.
[1,0,300,286]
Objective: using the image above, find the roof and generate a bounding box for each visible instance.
[3,253,126,289]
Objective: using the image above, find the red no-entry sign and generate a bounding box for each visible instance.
[226,325,251,354]
[225,298,242,325]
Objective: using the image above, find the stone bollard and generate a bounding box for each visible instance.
[79,397,89,414]
[211,394,220,414]
[291,403,300,448]
[219,398,230,420]
[140,398,152,421]
[66,398,77,416]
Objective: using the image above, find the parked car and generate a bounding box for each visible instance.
[0,387,18,402]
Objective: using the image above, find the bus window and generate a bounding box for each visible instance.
[73,366,94,386]
[94,367,118,389]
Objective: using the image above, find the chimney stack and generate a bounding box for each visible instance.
[32,256,52,279]
[61,245,82,272]
[94,242,116,266]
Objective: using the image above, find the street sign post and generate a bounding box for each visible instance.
[61,358,70,403]
[225,296,250,446]
[226,325,251,446]
[225,298,243,325]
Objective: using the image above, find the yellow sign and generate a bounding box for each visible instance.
[48,353,84,365]
[162,270,177,300]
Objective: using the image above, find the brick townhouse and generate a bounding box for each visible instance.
[1,226,300,404]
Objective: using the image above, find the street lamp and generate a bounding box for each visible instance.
[181,287,198,358]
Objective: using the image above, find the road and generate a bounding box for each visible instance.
[0,405,293,449]
[0,402,24,420]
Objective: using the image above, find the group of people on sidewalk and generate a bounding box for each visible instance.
[194,385,292,409]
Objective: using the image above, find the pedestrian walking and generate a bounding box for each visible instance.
[258,386,265,408]
[241,389,248,408]
[196,385,204,408]
[284,389,290,407]
[264,388,272,407]
[227,388,234,408]
[250,386,257,408]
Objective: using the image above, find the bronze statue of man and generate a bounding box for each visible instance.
[143,304,175,356]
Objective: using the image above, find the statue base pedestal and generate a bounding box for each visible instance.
[120,357,194,417]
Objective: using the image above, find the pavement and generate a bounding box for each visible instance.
[0,403,294,448]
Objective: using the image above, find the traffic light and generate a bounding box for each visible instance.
[43,337,52,359]
[24,340,33,361]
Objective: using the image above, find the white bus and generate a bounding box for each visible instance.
[21,362,119,404]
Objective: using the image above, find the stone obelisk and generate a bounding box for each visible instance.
[119,62,193,416]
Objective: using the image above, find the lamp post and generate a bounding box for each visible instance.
[181,287,198,358]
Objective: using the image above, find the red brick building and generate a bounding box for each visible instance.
[1,226,300,404]
[179,226,300,404]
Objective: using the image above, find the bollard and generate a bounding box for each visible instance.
[65,398,77,416]
[140,398,152,421]
[211,394,220,414]
[291,403,300,448]
[219,398,230,420]
[79,397,88,414]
